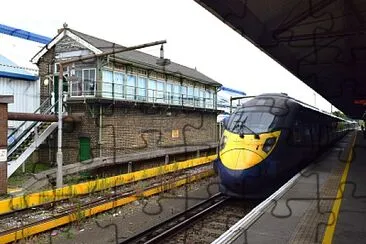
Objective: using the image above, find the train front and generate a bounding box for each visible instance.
[216,104,285,198]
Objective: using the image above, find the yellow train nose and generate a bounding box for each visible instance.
[219,130,281,170]
[220,148,263,170]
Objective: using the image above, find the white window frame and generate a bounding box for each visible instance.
[148,78,157,102]
[172,83,181,105]
[114,70,125,99]
[156,80,165,103]
[187,85,194,106]
[166,82,173,104]
[126,73,137,101]
[69,70,83,97]
[101,69,113,98]
[199,89,205,108]
[81,68,97,97]
[137,75,147,101]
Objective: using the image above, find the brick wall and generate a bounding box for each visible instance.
[99,106,217,156]
[36,40,219,166]
[62,103,99,164]
[37,47,56,165]
[0,104,8,194]
[61,103,217,164]
[38,47,55,108]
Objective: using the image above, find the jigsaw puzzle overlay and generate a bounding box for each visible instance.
[2,0,365,243]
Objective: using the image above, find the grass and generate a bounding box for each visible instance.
[64,171,94,185]
[8,161,52,187]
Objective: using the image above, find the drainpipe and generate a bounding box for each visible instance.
[99,105,103,157]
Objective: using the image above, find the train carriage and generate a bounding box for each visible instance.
[216,93,356,198]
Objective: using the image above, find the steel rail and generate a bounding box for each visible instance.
[0,169,214,243]
[121,192,229,244]
[0,155,215,216]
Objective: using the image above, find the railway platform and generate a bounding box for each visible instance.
[214,130,365,244]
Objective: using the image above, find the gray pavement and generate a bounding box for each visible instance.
[333,131,366,244]
[243,132,356,243]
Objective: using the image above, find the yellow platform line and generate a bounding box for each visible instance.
[0,169,215,243]
[1,154,217,215]
[322,133,357,244]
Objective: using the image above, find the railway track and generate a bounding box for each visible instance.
[122,193,258,244]
[0,166,214,243]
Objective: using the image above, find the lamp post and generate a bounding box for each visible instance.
[54,39,166,189]
[43,72,65,189]
[55,66,64,188]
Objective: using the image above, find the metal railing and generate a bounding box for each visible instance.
[7,97,52,140]
[7,100,57,154]
[68,80,216,109]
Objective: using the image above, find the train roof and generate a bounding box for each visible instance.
[245,93,354,123]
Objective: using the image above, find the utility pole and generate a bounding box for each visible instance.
[230,96,232,113]
[56,65,63,188]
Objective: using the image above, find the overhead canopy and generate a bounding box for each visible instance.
[220,86,246,96]
[195,0,366,119]
[0,24,51,44]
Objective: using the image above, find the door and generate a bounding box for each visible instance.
[79,137,91,161]
[53,75,68,113]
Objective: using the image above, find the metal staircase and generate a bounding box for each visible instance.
[7,98,58,178]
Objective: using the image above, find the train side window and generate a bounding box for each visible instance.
[293,120,302,144]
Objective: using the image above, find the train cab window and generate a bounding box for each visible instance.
[227,109,278,134]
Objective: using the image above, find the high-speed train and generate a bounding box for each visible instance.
[215,93,356,198]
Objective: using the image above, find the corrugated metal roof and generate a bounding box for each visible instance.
[0,55,38,81]
[68,29,221,87]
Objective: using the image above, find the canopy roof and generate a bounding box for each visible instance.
[195,0,366,118]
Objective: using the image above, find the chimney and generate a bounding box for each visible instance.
[57,22,69,33]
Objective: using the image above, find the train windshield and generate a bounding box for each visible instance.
[226,109,277,134]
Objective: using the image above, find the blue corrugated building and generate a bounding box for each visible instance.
[0,55,38,81]
[0,54,40,142]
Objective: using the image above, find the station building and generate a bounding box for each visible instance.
[31,26,221,165]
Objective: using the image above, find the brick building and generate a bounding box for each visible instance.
[31,25,221,165]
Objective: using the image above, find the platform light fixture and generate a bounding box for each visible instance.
[70,63,75,76]
[43,77,49,86]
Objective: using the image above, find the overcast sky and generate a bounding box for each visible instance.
[0,0,338,112]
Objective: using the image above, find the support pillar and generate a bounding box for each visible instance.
[0,96,14,195]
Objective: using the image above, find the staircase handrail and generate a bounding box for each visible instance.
[8,97,52,140]
[7,101,57,154]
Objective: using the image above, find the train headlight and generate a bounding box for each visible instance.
[220,135,227,150]
[262,137,276,153]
